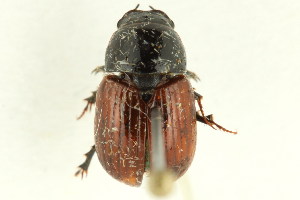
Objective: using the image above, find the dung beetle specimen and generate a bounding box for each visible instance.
[75,5,236,187]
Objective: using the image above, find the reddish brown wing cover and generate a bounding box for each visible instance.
[94,75,148,186]
[150,76,197,178]
[94,75,196,186]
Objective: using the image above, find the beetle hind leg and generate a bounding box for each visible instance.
[194,92,215,129]
[196,113,214,123]
[75,145,96,179]
[77,91,97,119]
[196,112,237,134]
[194,92,237,134]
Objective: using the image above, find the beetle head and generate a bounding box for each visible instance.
[117,7,175,29]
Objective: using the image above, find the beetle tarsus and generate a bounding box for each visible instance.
[196,111,237,134]
[91,65,105,74]
[77,91,97,120]
[186,70,200,82]
[75,145,96,179]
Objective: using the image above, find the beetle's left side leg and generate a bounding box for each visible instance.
[194,92,215,129]
[186,70,200,82]
[194,91,237,134]
[196,112,237,134]
[77,65,105,119]
[75,145,96,179]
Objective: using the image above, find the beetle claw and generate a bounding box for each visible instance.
[75,168,88,179]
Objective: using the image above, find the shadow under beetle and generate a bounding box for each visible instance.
[75,5,237,187]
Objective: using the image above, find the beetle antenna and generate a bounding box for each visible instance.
[149,5,155,10]
[134,4,140,10]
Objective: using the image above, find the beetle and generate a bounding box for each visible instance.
[75,5,236,187]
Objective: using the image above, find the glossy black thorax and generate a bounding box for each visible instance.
[105,10,186,75]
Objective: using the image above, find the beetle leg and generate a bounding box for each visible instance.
[91,65,105,74]
[75,145,96,179]
[194,92,237,134]
[196,112,237,134]
[194,92,215,129]
[186,70,200,82]
[77,91,97,119]
[196,113,214,124]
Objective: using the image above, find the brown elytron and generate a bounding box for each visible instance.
[94,75,196,186]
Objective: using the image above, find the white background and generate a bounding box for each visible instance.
[1,0,299,199]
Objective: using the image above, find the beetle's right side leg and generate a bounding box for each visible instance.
[75,145,96,179]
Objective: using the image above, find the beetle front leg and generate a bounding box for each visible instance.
[91,65,105,74]
[77,91,97,119]
[186,70,200,82]
[75,145,96,179]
